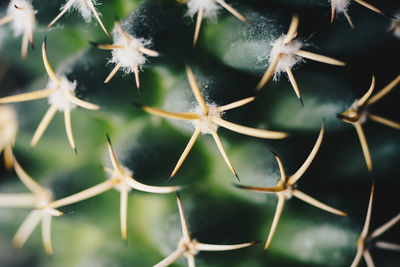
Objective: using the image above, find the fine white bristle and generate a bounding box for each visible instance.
[331,0,351,13]
[108,166,133,192]
[190,103,222,134]
[187,0,221,20]
[63,0,99,23]
[0,105,18,149]
[47,76,77,111]
[109,27,152,75]
[283,186,293,199]
[7,0,36,37]
[35,188,54,208]
[269,35,304,79]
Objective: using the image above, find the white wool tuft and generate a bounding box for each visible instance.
[36,189,54,208]
[63,0,99,23]
[47,76,77,111]
[190,103,222,134]
[331,0,351,13]
[282,186,293,199]
[109,28,151,74]
[269,35,303,79]
[350,100,368,124]
[178,239,199,255]
[7,0,36,37]
[109,166,133,192]
[187,0,221,20]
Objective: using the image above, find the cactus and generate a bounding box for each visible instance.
[0,0,399,266]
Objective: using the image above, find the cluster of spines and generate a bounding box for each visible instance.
[0,0,399,266]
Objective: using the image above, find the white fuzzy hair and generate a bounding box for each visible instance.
[47,76,77,111]
[7,0,36,37]
[283,185,293,199]
[186,0,221,20]
[269,35,304,79]
[109,27,152,74]
[350,100,368,124]
[108,166,133,192]
[189,103,223,134]
[330,0,351,13]
[62,0,99,23]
